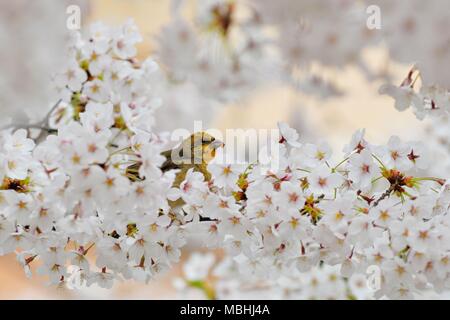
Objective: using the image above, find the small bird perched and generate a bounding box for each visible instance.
[127,132,224,206]
[160,131,224,187]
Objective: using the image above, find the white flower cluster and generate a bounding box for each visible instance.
[0,21,185,288]
[376,0,450,89]
[248,0,379,98]
[1,19,449,299]
[380,67,450,120]
[156,0,450,102]
[157,0,279,102]
[251,0,450,98]
[175,252,373,300]
[0,0,86,125]
[171,124,450,299]
[253,0,375,68]
[380,67,449,187]
[362,1,450,121]
[53,19,163,133]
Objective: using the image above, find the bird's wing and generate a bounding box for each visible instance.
[160,148,185,172]
[160,150,177,172]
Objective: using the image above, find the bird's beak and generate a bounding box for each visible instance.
[211,140,225,149]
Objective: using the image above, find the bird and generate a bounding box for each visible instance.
[121,133,223,237]
[160,131,224,187]
[126,132,224,206]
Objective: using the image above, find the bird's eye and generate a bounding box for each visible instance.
[202,136,215,144]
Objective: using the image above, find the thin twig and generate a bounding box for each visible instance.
[1,99,62,131]
[373,185,395,207]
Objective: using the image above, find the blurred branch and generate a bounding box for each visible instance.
[1,99,62,132]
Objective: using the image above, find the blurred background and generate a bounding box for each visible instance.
[0,0,446,299]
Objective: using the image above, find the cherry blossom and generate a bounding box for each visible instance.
[0,16,449,301]
[167,123,449,299]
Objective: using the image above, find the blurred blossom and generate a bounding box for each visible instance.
[374,0,450,88]
[0,0,87,125]
[1,0,450,301]
[156,0,281,103]
[176,252,374,300]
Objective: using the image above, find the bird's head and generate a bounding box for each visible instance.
[183,132,224,164]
